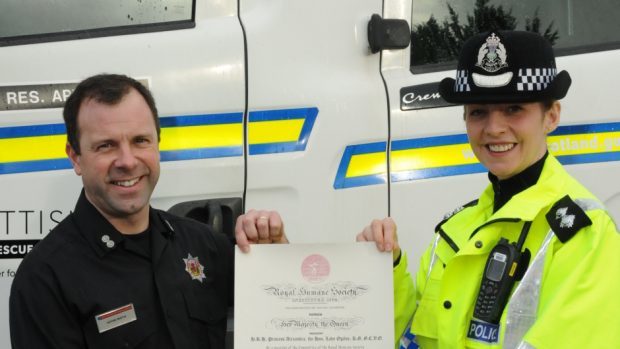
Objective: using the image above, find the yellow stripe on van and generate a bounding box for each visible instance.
[0,107,318,175]
[0,117,306,162]
[160,124,243,150]
[346,152,386,177]
[547,132,620,156]
[248,119,305,144]
[0,135,66,163]
[392,143,477,172]
[334,122,620,189]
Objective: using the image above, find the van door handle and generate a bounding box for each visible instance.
[168,197,242,240]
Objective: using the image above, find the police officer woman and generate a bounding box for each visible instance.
[357,30,620,349]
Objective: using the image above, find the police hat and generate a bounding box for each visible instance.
[439,30,571,104]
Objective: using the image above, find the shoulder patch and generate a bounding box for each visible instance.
[546,195,592,243]
[434,199,479,233]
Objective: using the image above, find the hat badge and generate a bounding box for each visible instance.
[476,33,508,73]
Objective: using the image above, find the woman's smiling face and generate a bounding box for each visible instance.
[465,101,560,180]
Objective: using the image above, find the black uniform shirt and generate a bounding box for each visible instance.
[9,191,233,349]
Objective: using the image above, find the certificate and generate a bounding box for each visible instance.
[234,242,393,349]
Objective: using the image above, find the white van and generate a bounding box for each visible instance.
[1,0,619,347]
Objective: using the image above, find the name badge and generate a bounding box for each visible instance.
[95,303,137,333]
[467,318,499,344]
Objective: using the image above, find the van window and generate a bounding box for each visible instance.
[0,0,194,46]
[411,0,620,72]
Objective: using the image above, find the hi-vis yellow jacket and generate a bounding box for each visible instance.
[394,155,620,349]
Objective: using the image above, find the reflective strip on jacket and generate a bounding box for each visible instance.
[393,154,620,348]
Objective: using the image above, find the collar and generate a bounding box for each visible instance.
[437,154,574,261]
[480,153,568,221]
[489,152,548,212]
[71,190,174,258]
[149,208,176,266]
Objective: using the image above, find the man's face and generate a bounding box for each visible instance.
[465,102,560,180]
[66,88,160,222]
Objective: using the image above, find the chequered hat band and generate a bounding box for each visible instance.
[517,67,557,91]
[455,70,471,92]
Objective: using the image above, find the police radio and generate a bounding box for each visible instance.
[473,222,532,324]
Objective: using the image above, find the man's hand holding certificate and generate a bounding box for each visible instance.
[235,242,393,349]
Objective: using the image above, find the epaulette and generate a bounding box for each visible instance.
[545,195,592,243]
[434,199,479,233]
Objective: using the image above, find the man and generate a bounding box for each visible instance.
[9,74,284,348]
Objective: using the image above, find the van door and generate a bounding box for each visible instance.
[380,0,620,274]
[0,0,245,345]
[240,0,390,243]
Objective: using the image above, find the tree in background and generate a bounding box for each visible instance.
[411,0,558,67]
